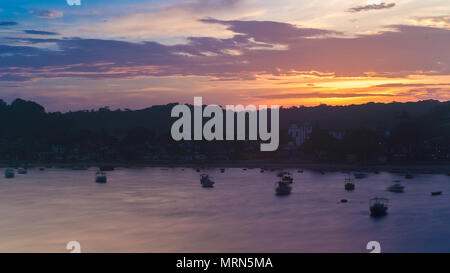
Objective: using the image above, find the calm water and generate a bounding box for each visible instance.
[0,167,449,253]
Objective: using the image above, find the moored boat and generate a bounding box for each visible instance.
[369,197,389,217]
[344,178,355,191]
[95,171,107,183]
[387,183,405,193]
[275,181,292,196]
[17,167,27,174]
[4,168,15,178]
[200,174,215,188]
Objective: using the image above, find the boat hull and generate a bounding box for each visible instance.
[275,186,292,196]
[345,183,355,191]
[370,205,388,217]
[95,177,107,183]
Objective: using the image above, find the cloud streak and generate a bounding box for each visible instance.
[410,15,450,29]
[348,2,395,13]
[0,21,18,26]
[29,9,63,19]
[254,92,395,99]
[23,30,60,36]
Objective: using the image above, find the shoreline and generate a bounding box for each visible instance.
[2,161,449,175]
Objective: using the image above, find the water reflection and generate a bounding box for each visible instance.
[0,167,449,253]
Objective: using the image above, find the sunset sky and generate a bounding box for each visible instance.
[0,0,449,111]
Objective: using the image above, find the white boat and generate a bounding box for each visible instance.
[95,171,107,183]
[200,174,215,188]
[370,197,389,217]
[4,168,15,178]
[275,181,292,196]
[387,183,404,193]
[17,167,27,174]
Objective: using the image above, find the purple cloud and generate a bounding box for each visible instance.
[0,20,448,81]
[200,18,341,43]
[348,2,396,13]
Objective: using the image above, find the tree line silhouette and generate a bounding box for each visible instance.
[0,98,448,164]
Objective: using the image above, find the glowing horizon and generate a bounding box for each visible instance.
[0,0,449,111]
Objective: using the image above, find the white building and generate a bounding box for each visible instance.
[288,124,312,147]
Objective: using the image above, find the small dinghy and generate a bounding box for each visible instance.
[200,174,215,188]
[387,183,404,193]
[431,191,442,196]
[275,181,292,196]
[370,197,389,217]
[220,168,225,173]
[17,167,27,174]
[95,171,107,183]
[4,168,15,178]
